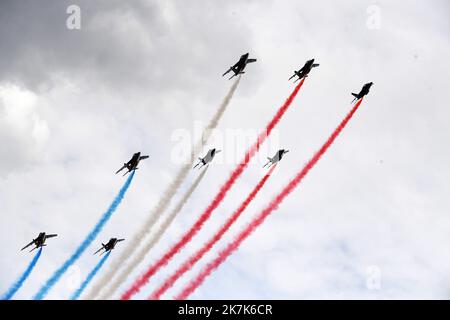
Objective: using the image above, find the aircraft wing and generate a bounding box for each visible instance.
[312,63,319,67]
[94,247,104,255]
[263,158,273,168]
[21,241,35,251]
[222,68,233,77]
[115,164,127,174]
[193,158,203,169]
[139,155,149,160]
[46,234,57,239]
[247,58,257,63]
[223,59,243,76]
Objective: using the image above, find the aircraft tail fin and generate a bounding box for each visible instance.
[351,93,358,97]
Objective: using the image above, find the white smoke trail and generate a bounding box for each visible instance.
[84,77,240,300]
[98,166,208,299]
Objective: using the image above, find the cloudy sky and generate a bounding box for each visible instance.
[1,0,449,299]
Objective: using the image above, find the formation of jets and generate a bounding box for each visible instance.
[224,53,372,101]
[94,238,125,255]
[18,54,372,261]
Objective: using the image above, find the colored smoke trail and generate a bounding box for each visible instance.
[86,77,240,300]
[176,99,364,299]
[151,165,277,299]
[122,79,305,300]
[1,248,43,300]
[96,166,209,300]
[70,251,111,300]
[33,171,135,300]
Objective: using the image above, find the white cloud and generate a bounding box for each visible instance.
[0,84,49,174]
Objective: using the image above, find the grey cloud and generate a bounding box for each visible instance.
[0,0,258,95]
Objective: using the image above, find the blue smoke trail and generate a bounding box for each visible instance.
[33,171,135,300]
[1,247,43,300]
[70,251,111,300]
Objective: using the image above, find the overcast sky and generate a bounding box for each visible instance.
[1,0,449,299]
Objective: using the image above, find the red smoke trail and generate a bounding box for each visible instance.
[121,79,305,300]
[175,98,364,300]
[150,165,277,299]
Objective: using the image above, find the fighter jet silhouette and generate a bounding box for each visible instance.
[194,148,221,169]
[94,238,124,255]
[21,232,57,252]
[222,53,257,80]
[263,149,289,168]
[115,152,149,176]
[289,59,319,82]
[351,82,373,102]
